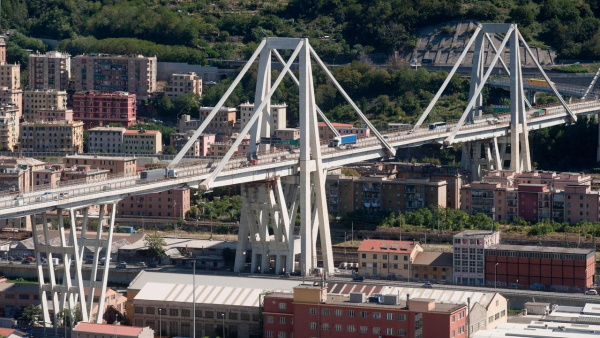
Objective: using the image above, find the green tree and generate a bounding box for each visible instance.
[144,233,166,259]
[162,145,177,155]
[21,305,41,327]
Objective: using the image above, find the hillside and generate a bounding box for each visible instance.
[4,0,600,63]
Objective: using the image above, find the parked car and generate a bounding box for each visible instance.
[116,262,127,269]
[422,281,433,288]
[585,289,598,295]
[352,275,364,282]
[135,262,147,267]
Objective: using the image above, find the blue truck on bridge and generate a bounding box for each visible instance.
[331,134,357,148]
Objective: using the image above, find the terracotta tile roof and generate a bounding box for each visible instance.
[73,323,144,336]
[357,239,419,253]
[0,328,26,337]
[317,122,353,128]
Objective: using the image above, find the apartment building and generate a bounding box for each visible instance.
[461,171,600,224]
[453,230,500,286]
[274,128,300,141]
[64,155,137,176]
[22,90,68,121]
[72,54,157,97]
[0,88,22,118]
[264,284,468,338]
[123,129,162,155]
[88,127,126,154]
[326,175,447,217]
[412,251,453,282]
[0,105,18,151]
[73,91,137,128]
[163,72,202,100]
[357,239,423,279]
[16,120,84,153]
[72,323,154,338]
[239,102,287,133]
[118,188,190,218]
[196,107,236,134]
[33,167,61,189]
[0,160,27,192]
[485,245,595,289]
[28,51,71,90]
[318,122,370,141]
[170,131,215,157]
[61,165,109,184]
[35,108,72,122]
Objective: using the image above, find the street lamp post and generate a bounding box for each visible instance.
[159,308,162,338]
[192,259,196,338]
[495,263,498,289]
[221,313,225,338]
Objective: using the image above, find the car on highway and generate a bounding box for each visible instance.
[585,289,598,295]
[135,262,147,267]
[116,262,127,269]
[35,192,54,202]
[422,281,433,288]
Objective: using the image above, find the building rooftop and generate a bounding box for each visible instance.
[325,282,501,310]
[473,320,600,337]
[119,237,249,252]
[73,323,147,337]
[357,239,419,254]
[412,251,453,267]
[128,271,301,291]
[488,244,594,255]
[267,290,465,313]
[65,154,136,161]
[124,129,160,135]
[454,230,498,238]
[88,127,126,132]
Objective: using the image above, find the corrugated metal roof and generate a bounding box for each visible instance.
[134,281,291,308]
[325,282,498,308]
[128,271,301,292]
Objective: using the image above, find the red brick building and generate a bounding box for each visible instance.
[118,188,190,218]
[263,284,467,338]
[73,91,136,128]
[485,245,595,289]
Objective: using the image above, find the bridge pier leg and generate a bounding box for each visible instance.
[236,179,298,275]
[597,115,600,162]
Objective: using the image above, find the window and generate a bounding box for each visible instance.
[322,308,330,316]
[335,309,343,317]
[373,254,378,259]
[279,317,286,324]
[309,308,317,315]
[334,324,343,332]
[322,323,330,331]
[310,322,317,330]
[361,311,368,318]
[362,253,366,258]
[386,328,394,335]
[146,307,155,315]
[265,331,273,337]
[387,313,394,320]
[266,316,274,323]
[278,303,286,310]
[278,332,286,338]
[134,306,143,314]
[398,328,406,336]
[170,309,178,316]
[373,312,381,319]
[348,310,355,317]
[398,314,406,321]
[373,327,381,334]
[347,325,355,332]
[360,326,368,333]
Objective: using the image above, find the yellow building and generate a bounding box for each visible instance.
[16,120,84,153]
[357,239,423,279]
[123,129,162,155]
[0,105,19,151]
[23,89,68,121]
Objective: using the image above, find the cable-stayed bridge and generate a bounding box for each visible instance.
[4,24,600,327]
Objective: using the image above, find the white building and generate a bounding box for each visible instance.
[239,102,287,134]
[453,230,500,286]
